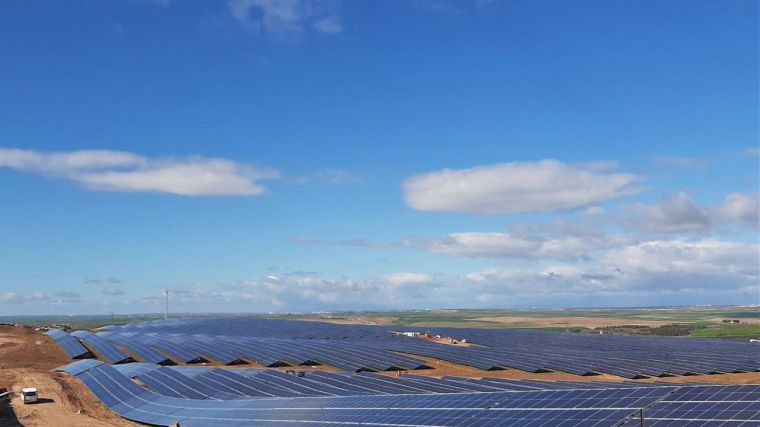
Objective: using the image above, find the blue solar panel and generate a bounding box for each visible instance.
[52,317,760,384]
[60,362,760,427]
[54,359,104,376]
[620,384,760,426]
[73,332,132,363]
[43,329,92,359]
[136,367,240,400]
[107,336,171,364]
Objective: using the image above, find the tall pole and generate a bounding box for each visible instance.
[164,289,169,320]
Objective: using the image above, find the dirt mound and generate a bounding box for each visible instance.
[0,326,71,373]
[0,326,141,426]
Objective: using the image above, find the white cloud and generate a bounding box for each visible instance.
[381,272,433,286]
[620,192,711,234]
[712,192,759,229]
[20,238,755,312]
[598,239,759,291]
[312,14,342,34]
[405,227,631,260]
[150,239,757,310]
[0,292,48,304]
[102,288,125,296]
[463,239,758,300]
[0,148,279,196]
[744,147,759,157]
[403,160,643,214]
[227,0,342,39]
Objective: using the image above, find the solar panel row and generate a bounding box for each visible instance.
[57,360,760,427]
[621,385,760,426]
[95,318,759,378]
[97,361,716,402]
[42,329,92,359]
[69,330,133,364]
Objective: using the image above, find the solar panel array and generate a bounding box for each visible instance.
[621,384,760,426]
[81,317,759,379]
[390,326,760,378]
[55,360,760,427]
[43,329,92,359]
[70,330,133,364]
[113,363,679,400]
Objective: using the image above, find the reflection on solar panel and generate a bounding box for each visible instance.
[43,329,92,359]
[107,335,172,364]
[136,367,239,400]
[70,330,133,364]
[56,360,760,427]
[80,317,757,378]
[621,384,760,426]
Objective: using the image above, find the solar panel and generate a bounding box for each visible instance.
[621,384,760,426]
[61,362,760,427]
[54,359,103,376]
[107,336,172,364]
[43,329,93,358]
[95,317,759,379]
[136,367,239,400]
[70,331,133,363]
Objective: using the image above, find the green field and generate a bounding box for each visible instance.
[690,325,760,338]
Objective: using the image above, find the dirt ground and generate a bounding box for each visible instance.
[0,326,141,427]
[470,316,672,328]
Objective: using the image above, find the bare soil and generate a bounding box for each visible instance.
[0,326,141,427]
[471,316,672,329]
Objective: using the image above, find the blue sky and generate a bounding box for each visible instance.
[0,0,757,315]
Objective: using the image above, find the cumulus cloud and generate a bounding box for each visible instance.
[404,224,632,260]
[464,239,758,300]
[711,192,759,229]
[598,240,759,291]
[131,272,444,312]
[381,272,433,286]
[617,192,759,233]
[620,192,711,234]
[0,148,279,196]
[17,238,755,312]
[227,0,342,39]
[127,239,757,311]
[402,160,643,214]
